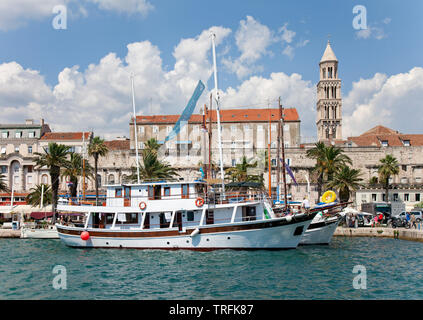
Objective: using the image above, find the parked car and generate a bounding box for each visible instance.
[397,211,423,222]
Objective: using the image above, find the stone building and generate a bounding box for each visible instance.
[130,107,300,169]
[0,119,50,192]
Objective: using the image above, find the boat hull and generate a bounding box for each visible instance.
[21,227,59,239]
[57,214,316,250]
[299,216,341,245]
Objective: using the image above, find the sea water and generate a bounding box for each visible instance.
[1,237,422,300]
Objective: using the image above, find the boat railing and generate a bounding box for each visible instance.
[60,190,270,207]
[85,214,260,230]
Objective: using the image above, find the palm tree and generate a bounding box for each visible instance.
[144,138,161,154]
[306,142,352,199]
[130,149,179,182]
[88,136,109,205]
[61,152,94,198]
[225,156,263,186]
[378,154,399,202]
[34,143,70,223]
[326,165,363,202]
[369,176,379,186]
[26,184,52,207]
[0,174,8,192]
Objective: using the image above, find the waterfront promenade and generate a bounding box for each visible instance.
[334,226,423,243]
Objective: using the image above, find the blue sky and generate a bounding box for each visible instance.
[0,0,422,139]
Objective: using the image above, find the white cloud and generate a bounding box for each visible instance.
[0,0,153,31]
[355,19,389,40]
[87,0,153,15]
[343,67,423,137]
[282,45,294,60]
[0,26,232,139]
[222,16,274,79]
[221,72,316,137]
[278,23,296,44]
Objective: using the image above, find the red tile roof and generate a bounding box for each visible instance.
[347,125,423,147]
[40,132,91,141]
[104,140,130,150]
[135,108,299,124]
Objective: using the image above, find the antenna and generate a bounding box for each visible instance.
[211,32,226,200]
[131,74,141,184]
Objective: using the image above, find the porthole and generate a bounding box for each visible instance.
[206,238,210,241]
[186,240,189,243]
[167,242,170,245]
[227,237,231,240]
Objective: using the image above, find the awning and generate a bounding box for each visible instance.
[30,212,54,219]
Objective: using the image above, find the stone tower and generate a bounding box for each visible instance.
[316,40,342,141]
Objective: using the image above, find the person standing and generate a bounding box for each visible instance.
[410,213,417,229]
[406,212,411,228]
[302,197,310,213]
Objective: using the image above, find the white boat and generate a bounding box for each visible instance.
[299,209,344,245]
[273,201,346,245]
[56,181,319,250]
[21,224,59,239]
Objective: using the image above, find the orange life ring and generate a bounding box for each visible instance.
[195,197,204,207]
[139,201,147,210]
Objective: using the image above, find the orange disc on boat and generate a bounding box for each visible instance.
[81,231,90,241]
[139,201,147,210]
[195,197,204,207]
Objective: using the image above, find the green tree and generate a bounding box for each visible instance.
[34,143,70,223]
[88,136,109,205]
[225,156,263,186]
[26,184,52,207]
[306,142,352,199]
[0,174,8,192]
[61,152,94,198]
[369,176,379,186]
[378,154,400,202]
[130,149,179,182]
[326,165,363,202]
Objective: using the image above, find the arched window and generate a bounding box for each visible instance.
[121,175,129,184]
[108,174,115,184]
[42,174,48,184]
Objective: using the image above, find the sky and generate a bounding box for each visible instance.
[0,0,422,140]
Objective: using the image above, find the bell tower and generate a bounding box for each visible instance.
[316,40,342,141]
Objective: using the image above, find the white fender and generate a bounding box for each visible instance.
[285,215,292,223]
[190,228,200,237]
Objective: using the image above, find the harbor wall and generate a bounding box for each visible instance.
[0,229,21,238]
[334,227,423,243]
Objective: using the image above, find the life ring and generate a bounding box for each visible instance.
[139,201,147,210]
[321,190,336,203]
[195,197,204,207]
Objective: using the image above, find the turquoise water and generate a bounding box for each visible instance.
[1,237,422,300]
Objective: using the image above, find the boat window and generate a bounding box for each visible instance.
[187,211,194,222]
[116,213,138,224]
[294,226,304,236]
[115,188,123,198]
[182,184,189,199]
[243,206,256,221]
[106,213,114,224]
[164,187,171,197]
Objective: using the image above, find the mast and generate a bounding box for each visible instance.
[268,106,272,198]
[131,74,141,184]
[277,98,281,202]
[202,104,208,180]
[82,131,86,201]
[208,93,213,179]
[280,99,288,211]
[40,183,44,210]
[211,32,225,199]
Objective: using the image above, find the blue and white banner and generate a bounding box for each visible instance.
[280,158,298,185]
[163,80,205,144]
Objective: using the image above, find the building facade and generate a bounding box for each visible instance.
[0,119,50,192]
